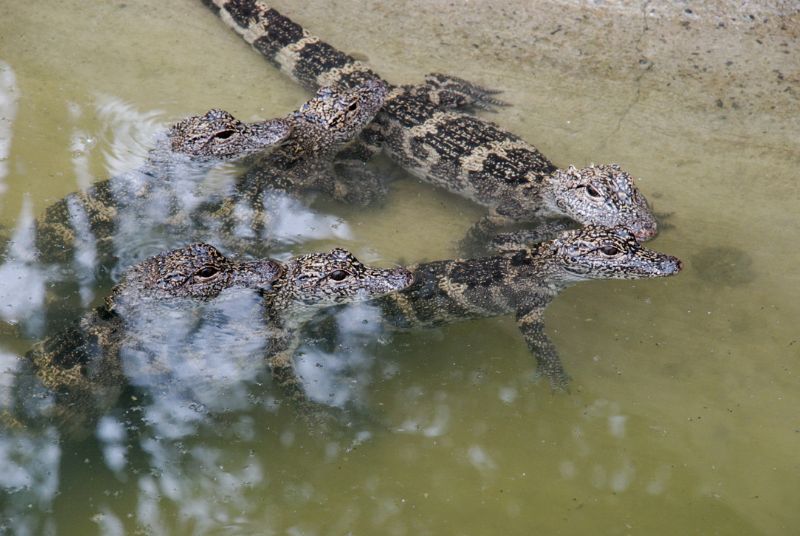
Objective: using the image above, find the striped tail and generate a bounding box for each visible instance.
[203,0,386,91]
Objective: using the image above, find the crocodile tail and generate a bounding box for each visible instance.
[203,0,385,91]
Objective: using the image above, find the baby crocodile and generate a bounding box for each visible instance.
[33,80,386,271]
[13,243,282,438]
[35,108,291,264]
[234,79,388,208]
[262,247,414,400]
[201,0,658,246]
[370,225,682,388]
[9,243,411,437]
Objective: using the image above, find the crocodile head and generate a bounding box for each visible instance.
[20,243,283,439]
[536,225,681,281]
[111,243,283,305]
[273,247,413,310]
[168,109,292,160]
[294,79,388,145]
[545,164,658,241]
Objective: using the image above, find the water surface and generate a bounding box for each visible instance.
[0,1,798,534]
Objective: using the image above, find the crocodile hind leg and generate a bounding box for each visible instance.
[516,301,571,391]
[410,73,510,112]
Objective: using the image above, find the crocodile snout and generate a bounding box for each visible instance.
[631,219,658,242]
[661,255,683,275]
[633,222,658,242]
[238,259,284,291]
[397,267,416,288]
[381,267,415,292]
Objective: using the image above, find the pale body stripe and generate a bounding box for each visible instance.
[213,0,364,88]
[213,1,312,83]
[274,36,320,77]
[316,61,375,89]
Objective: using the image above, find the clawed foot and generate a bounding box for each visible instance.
[421,73,510,112]
[533,364,572,393]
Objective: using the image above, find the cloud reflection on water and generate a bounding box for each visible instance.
[0,198,47,335]
[0,61,18,193]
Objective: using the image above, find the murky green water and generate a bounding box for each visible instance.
[0,1,798,534]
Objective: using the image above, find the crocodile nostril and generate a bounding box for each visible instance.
[667,257,683,273]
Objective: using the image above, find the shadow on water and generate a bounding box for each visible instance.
[690,246,756,287]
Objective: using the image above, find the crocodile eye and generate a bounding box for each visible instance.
[599,245,621,256]
[329,270,349,281]
[196,266,219,279]
[585,184,602,198]
[213,129,236,140]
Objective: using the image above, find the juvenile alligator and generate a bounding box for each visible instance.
[8,243,412,437]
[234,79,388,207]
[344,225,680,388]
[201,0,659,247]
[262,246,413,400]
[11,242,282,437]
[35,107,291,264]
[34,80,387,271]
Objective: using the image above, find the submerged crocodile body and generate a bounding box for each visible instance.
[8,243,412,437]
[360,226,682,388]
[202,0,659,247]
[261,247,414,400]
[12,243,283,438]
[34,80,387,273]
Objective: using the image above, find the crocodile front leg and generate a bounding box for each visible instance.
[459,210,517,256]
[489,218,576,252]
[329,122,390,205]
[515,300,571,391]
[265,327,308,405]
[328,166,389,205]
[266,328,358,431]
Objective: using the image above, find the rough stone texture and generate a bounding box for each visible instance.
[266,0,798,145]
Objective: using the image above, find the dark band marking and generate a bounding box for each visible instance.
[216,0,262,29]
[294,41,355,87]
[250,9,306,58]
